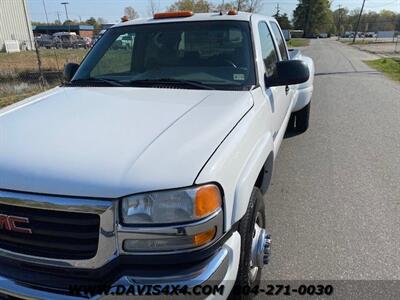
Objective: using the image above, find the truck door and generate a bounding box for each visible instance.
[269,21,296,103]
[257,21,293,137]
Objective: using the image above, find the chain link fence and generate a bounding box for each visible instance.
[0,40,89,109]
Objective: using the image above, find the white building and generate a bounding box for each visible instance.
[0,0,34,52]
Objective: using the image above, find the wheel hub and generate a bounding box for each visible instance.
[248,221,271,282]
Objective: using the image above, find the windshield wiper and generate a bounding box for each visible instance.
[126,78,215,90]
[68,77,124,87]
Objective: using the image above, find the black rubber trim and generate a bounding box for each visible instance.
[0,223,239,292]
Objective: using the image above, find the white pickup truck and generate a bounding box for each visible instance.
[0,11,314,299]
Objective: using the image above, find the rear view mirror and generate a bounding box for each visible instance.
[266,60,309,87]
[63,63,79,82]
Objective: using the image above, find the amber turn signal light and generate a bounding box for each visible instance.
[195,185,222,218]
[154,11,193,19]
[193,228,217,246]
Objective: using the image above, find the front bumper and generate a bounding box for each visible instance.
[0,232,240,299]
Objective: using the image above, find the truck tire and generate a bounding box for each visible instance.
[286,102,311,136]
[230,187,270,299]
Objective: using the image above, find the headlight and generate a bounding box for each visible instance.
[121,184,222,225]
[119,184,224,253]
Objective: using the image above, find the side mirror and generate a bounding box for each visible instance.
[63,63,79,82]
[266,60,309,87]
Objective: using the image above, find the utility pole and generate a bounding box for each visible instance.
[42,0,49,24]
[61,2,70,32]
[337,4,342,40]
[275,3,280,17]
[353,0,366,43]
[61,2,70,21]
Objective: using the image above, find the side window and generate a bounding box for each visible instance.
[258,22,278,77]
[270,22,288,60]
[91,33,135,77]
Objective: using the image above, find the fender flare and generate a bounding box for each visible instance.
[231,133,274,224]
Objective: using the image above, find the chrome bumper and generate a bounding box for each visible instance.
[0,245,229,300]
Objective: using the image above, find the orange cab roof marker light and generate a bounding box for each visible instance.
[227,9,238,15]
[154,11,194,19]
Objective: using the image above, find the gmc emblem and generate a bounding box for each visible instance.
[0,214,32,234]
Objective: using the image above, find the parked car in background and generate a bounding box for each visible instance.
[365,32,376,38]
[34,34,56,48]
[53,32,88,49]
[83,36,93,48]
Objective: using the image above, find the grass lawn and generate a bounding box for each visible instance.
[0,88,43,109]
[0,48,88,73]
[364,58,400,82]
[342,40,397,45]
[287,38,310,48]
[0,48,87,109]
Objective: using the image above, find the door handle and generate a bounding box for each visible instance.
[285,85,289,95]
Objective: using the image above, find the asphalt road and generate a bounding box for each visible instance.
[262,39,400,281]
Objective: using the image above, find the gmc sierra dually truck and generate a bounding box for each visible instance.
[0,11,314,299]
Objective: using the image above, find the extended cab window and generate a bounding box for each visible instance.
[258,22,278,77]
[270,22,288,60]
[74,21,256,90]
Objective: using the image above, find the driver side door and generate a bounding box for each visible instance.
[257,21,292,138]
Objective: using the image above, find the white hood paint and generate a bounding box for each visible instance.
[0,87,253,198]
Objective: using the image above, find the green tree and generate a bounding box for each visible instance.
[378,10,397,31]
[63,20,78,26]
[168,0,212,13]
[85,17,98,27]
[333,7,349,35]
[293,0,333,36]
[273,12,292,29]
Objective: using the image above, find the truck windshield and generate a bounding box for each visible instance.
[73,21,256,90]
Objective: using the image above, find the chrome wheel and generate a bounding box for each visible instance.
[248,213,271,283]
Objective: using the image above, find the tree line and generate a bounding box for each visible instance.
[31,0,400,37]
[292,0,399,37]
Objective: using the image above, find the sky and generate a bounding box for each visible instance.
[28,0,400,23]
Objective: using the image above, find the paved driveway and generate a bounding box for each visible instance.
[262,39,400,281]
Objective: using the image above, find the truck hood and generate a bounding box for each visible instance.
[0,87,253,198]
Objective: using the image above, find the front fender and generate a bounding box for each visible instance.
[195,98,274,230]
